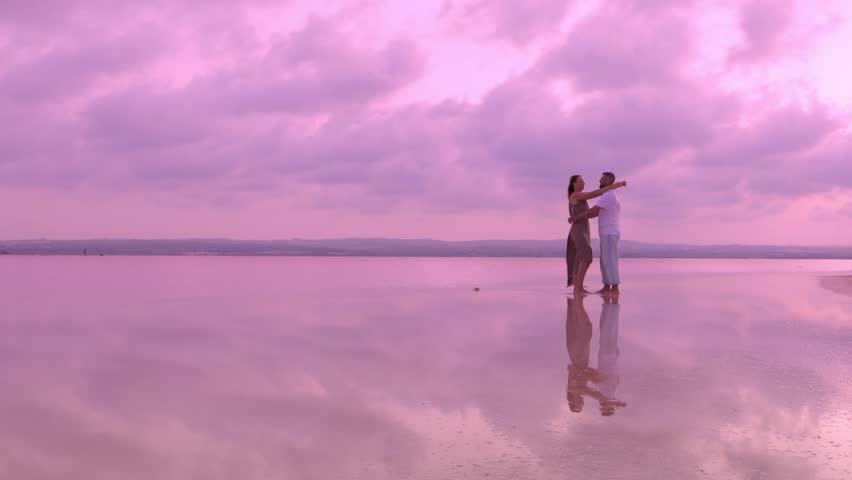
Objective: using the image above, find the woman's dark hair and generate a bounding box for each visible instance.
[568,175,580,199]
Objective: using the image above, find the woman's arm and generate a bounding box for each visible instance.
[570,181,626,202]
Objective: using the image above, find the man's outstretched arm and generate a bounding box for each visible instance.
[569,206,600,224]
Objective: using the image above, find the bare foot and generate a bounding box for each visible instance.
[595,288,610,295]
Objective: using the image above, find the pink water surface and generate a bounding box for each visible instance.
[1,256,851,479]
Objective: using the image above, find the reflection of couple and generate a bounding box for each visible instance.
[566,172,626,295]
[566,294,625,416]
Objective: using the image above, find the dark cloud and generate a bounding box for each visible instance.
[84,87,214,151]
[0,27,170,103]
[729,0,795,63]
[749,135,852,195]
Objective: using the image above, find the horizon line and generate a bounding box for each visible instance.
[1,237,850,249]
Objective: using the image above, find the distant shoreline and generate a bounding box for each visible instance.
[1,239,851,260]
[3,253,852,260]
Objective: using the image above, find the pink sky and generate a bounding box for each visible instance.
[1,0,851,245]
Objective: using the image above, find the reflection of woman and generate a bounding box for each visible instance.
[566,295,627,415]
[566,175,626,293]
[566,295,594,412]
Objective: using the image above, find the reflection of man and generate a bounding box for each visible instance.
[569,172,622,295]
[597,294,621,416]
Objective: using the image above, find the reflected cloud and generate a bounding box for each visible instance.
[0,257,851,478]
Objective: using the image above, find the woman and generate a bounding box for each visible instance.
[566,175,626,293]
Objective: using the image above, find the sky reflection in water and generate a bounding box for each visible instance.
[1,257,851,479]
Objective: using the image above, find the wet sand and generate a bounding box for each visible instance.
[0,257,851,480]
[821,275,852,297]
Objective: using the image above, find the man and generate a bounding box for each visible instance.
[569,172,621,295]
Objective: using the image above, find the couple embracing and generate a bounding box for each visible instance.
[566,171,627,295]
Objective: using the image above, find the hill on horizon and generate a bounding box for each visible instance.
[1,238,851,259]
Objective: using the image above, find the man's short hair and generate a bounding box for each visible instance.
[602,171,615,181]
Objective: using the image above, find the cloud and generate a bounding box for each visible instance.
[729,0,795,63]
[537,1,695,91]
[198,17,427,115]
[0,27,170,104]
[707,109,831,164]
[0,0,851,242]
[749,134,852,195]
[440,0,574,45]
[84,87,214,152]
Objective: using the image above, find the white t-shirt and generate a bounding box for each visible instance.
[597,191,621,235]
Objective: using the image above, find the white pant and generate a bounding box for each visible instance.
[599,234,620,285]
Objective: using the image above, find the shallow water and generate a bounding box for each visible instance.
[1,256,851,479]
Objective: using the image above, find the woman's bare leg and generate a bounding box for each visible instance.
[574,260,592,294]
